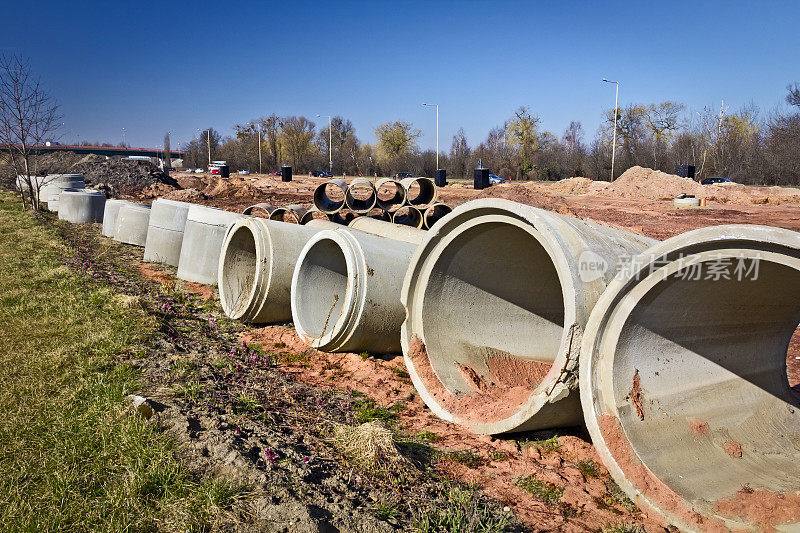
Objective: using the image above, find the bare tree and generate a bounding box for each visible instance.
[0,54,61,209]
[787,83,800,108]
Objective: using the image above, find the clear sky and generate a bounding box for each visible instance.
[3,0,798,151]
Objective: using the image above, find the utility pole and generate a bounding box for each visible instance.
[422,103,439,170]
[317,114,332,174]
[207,129,211,167]
[602,79,619,181]
[257,121,262,174]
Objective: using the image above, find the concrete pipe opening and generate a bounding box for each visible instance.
[218,219,322,323]
[270,205,306,224]
[300,207,330,225]
[392,205,423,228]
[580,225,800,532]
[345,178,377,214]
[423,203,452,229]
[375,178,406,212]
[401,177,437,207]
[401,199,656,435]
[242,203,275,217]
[313,179,347,214]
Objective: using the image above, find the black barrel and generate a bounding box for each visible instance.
[675,165,696,180]
[435,169,447,187]
[281,165,292,182]
[220,165,230,178]
[474,168,490,190]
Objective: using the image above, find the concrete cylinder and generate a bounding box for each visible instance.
[299,206,331,225]
[102,199,135,237]
[348,216,426,245]
[579,225,800,532]
[176,205,244,285]
[313,179,347,214]
[143,199,192,266]
[423,203,452,229]
[242,203,276,217]
[292,229,418,354]
[401,177,437,208]
[44,174,85,212]
[114,204,151,246]
[270,204,307,224]
[375,178,407,212]
[345,178,377,214]
[16,175,45,192]
[401,199,656,435]
[218,218,325,323]
[391,205,424,228]
[57,189,106,223]
[305,218,343,230]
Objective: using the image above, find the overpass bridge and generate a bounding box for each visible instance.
[3,144,185,159]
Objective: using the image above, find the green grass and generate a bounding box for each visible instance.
[601,525,645,533]
[576,459,601,478]
[0,194,248,531]
[412,487,510,533]
[515,475,564,503]
[440,449,485,469]
[353,397,404,424]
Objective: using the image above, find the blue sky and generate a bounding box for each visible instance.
[3,0,798,151]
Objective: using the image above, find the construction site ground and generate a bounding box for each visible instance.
[48,165,799,531]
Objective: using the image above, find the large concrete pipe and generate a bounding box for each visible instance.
[242,203,276,217]
[299,206,331,225]
[305,218,342,230]
[270,204,307,224]
[400,176,437,207]
[313,179,347,214]
[44,174,85,212]
[177,205,244,285]
[400,199,656,435]
[57,189,106,223]
[291,229,418,353]
[218,218,325,323]
[579,225,800,532]
[423,202,452,230]
[375,178,406,212]
[348,216,426,245]
[345,178,377,214]
[102,199,136,238]
[15,175,45,192]
[143,199,192,266]
[391,205,424,228]
[114,203,151,246]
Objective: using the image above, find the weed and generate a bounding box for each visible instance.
[235,392,260,414]
[515,475,564,503]
[490,451,510,462]
[440,449,485,469]
[412,487,510,533]
[601,524,646,533]
[373,499,400,521]
[391,367,410,379]
[415,430,442,443]
[576,459,601,478]
[359,352,371,360]
[354,397,403,424]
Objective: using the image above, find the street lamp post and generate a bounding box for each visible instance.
[317,114,332,175]
[257,122,262,174]
[122,127,126,148]
[207,129,211,167]
[422,103,439,170]
[602,78,619,181]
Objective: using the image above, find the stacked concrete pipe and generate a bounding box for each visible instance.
[579,225,800,532]
[391,205,424,228]
[291,228,418,353]
[270,204,307,224]
[400,199,656,435]
[114,203,152,246]
[177,205,244,285]
[345,178,377,214]
[313,178,348,214]
[400,176,437,208]
[102,199,137,237]
[44,174,85,212]
[242,203,276,217]
[375,178,407,212]
[218,218,326,323]
[422,203,452,229]
[348,216,426,245]
[299,206,331,225]
[57,189,106,223]
[143,199,192,266]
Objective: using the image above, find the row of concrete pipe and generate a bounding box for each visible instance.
[39,175,800,531]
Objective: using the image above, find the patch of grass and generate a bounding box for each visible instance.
[279,351,309,365]
[515,475,564,503]
[0,194,250,530]
[415,430,443,443]
[490,451,510,462]
[373,499,400,521]
[412,487,510,533]
[576,459,601,478]
[235,392,261,414]
[601,524,645,533]
[359,351,371,360]
[440,449,485,469]
[391,367,410,379]
[605,480,638,513]
[533,434,561,453]
[353,397,403,424]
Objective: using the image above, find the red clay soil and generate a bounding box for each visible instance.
[688,419,709,436]
[724,440,744,459]
[714,487,800,531]
[240,326,665,532]
[137,263,175,289]
[628,371,646,421]
[788,327,800,394]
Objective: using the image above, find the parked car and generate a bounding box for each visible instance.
[210,167,221,175]
[183,168,194,173]
[194,168,204,174]
[489,174,505,184]
[700,176,733,185]
[393,172,412,179]
[238,170,250,175]
[320,171,332,178]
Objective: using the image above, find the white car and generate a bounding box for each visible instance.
[238,170,250,175]
[194,168,204,174]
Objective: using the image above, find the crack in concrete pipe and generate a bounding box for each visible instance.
[269,204,307,224]
[218,218,327,323]
[400,177,437,208]
[579,224,800,532]
[102,199,138,237]
[375,178,407,212]
[143,199,193,266]
[291,229,418,354]
[391,205,424,228]
[176,205,244,285]
[348,216,426,245]
[423,203,452,230]
[345,178,377,214]
[400,198,656,435]
[57,189,106,223]
[313,179,348,214]
[114,203,152,246]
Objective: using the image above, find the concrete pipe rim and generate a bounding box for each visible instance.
[218,218,272,322]
[242,203,276,217]
[270,205,305,224]
[401,177,437,207]
[391,205,424,229]
[345,179,377,214]
[423,203,452,230]
[579,224,800,532]
[291,229,365,352]
[375,178,407,211]
[314,180,347,214]
[300,208,333,225]
[401,200,580,435]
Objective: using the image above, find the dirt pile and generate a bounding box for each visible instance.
[162,188,208,202]
[201,177,262,200]
[72,157,178,196]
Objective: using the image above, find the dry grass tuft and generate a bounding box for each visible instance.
[332,420,407,470]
